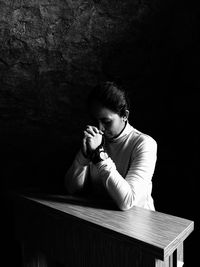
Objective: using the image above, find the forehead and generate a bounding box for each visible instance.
[90,102,117,119]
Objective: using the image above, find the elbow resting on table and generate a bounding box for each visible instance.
[118,196,134,211]
[119,202,134,211]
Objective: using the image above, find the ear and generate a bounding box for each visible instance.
[123,110,129,121]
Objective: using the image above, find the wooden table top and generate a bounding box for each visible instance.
[17,193,194,260]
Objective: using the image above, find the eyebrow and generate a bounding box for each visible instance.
[99,117,112,121]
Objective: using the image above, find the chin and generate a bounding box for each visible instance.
[104,133,111,138]
[104,133,114,140]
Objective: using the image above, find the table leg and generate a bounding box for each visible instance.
[21,242,48,267]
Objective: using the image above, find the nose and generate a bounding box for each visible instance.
[98,122,105,132]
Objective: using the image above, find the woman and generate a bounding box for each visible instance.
[65,82,157,211]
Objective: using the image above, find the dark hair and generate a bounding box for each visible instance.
[87,81,129,117]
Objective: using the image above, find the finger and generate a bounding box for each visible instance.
[86,125,103,135]
[91,126,104,135]
[92,126,99,134]
[85,126,96,136]
[84,131,93,139]
[82,138,86,148]
[86,125,99,132]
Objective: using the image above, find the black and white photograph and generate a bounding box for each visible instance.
[1,1,198,266]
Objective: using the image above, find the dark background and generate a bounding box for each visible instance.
[0,0,198,266]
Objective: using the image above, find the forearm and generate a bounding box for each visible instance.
[65,151,90,194]
[95,137,157,210]
[96,158,134,210]
[106,172,134,210]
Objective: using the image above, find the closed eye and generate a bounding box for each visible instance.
[101,119,112,125]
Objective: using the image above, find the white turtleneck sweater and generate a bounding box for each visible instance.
[65,123,157,211]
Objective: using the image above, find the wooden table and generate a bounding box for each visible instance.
[13,193,194,267]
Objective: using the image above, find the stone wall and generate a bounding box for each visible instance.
[0,0,199,198]
[0,0,155,130]
[0,0,161,189]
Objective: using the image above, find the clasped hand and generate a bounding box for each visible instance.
[82,125,103,158]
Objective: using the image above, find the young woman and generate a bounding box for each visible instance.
[65,82,157,211]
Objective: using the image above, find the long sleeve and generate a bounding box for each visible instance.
[65,150,90,194]
[96,136,157,210]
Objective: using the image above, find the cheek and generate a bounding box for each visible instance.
[103,124,114,136]
[107,122,118,135]
[111,120,124,136]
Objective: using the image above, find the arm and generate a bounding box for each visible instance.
[65,151,90,194]
[96,136,157,210]
[65,125,103,194]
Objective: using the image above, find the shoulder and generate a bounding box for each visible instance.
[129,127,157,152]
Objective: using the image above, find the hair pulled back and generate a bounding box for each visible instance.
[87,81,129,117]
